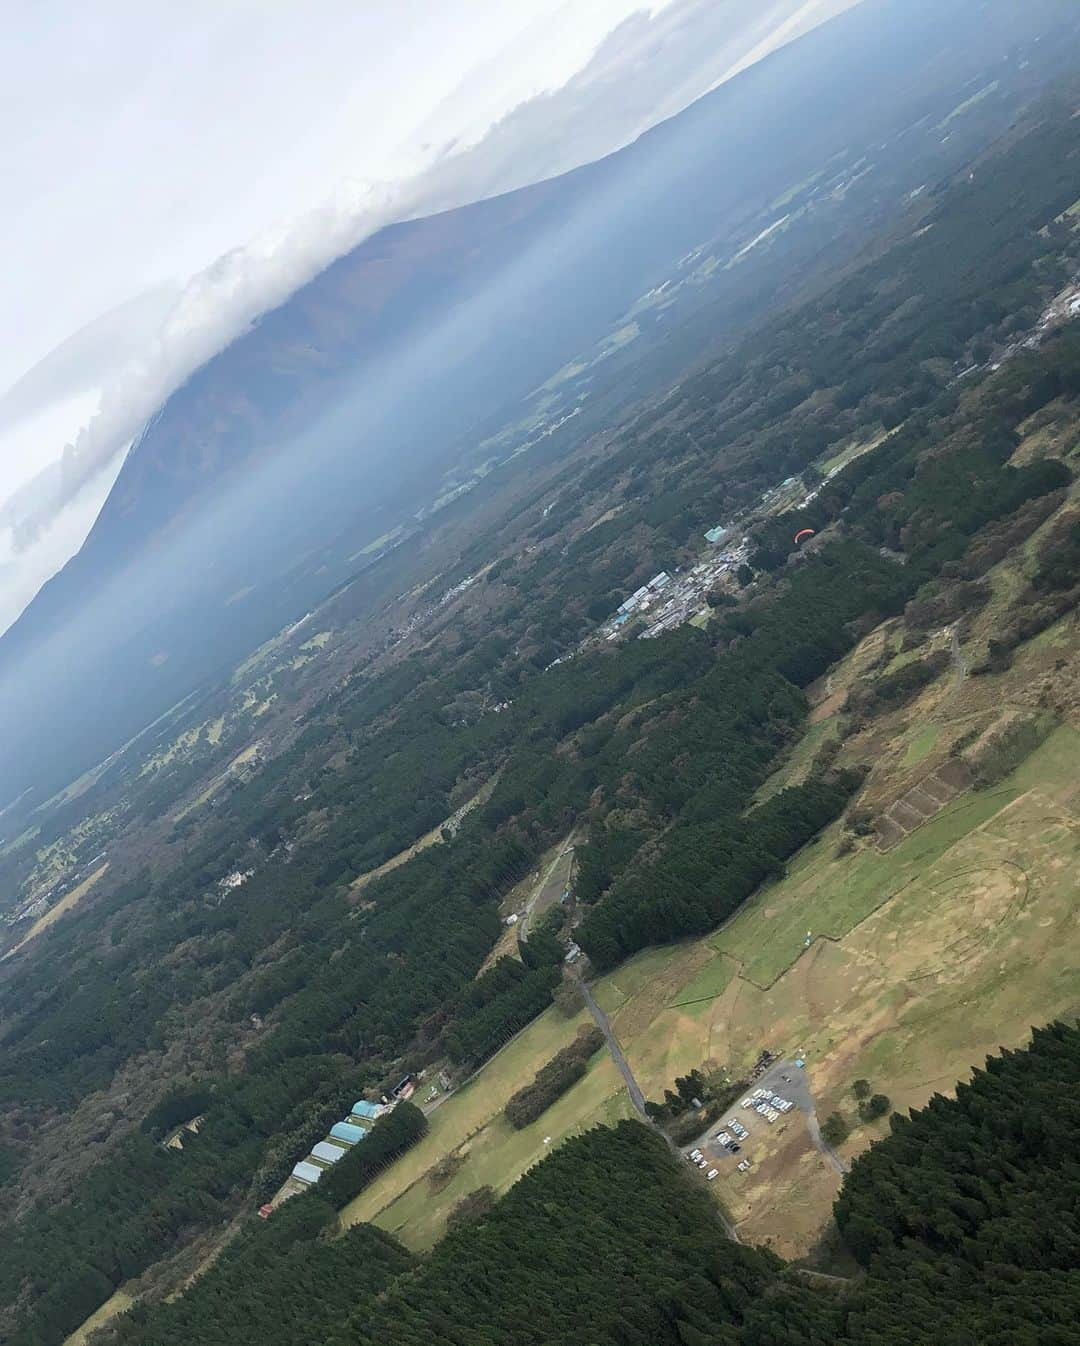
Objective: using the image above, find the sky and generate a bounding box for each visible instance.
[0,0,860,634]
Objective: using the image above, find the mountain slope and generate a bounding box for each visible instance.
[2,0,1078,807]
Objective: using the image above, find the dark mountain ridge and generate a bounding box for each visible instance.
[2,0,1077,807]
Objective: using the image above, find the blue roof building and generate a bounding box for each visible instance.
[311,1141,347,1164]
[351,1100,382,1121]
[292,1160,323,1185]
[330,1121,367,1145]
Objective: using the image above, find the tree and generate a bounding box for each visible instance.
[858,1093,891,1122]
[852,1079,871,1100]
[736,563,754,587]
[821,1112,850,1146]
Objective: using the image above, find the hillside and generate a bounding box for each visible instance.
[3,0,1078,807]
[0,8,1078,1346]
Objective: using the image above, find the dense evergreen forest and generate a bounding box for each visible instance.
[1,67,1079,1346]
[100,1024,1080,1346]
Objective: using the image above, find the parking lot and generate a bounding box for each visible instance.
[683,1057,818,1181]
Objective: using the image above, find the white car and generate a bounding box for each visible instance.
[737,1160,750,1172]
[697,1157,709,1168]
[741,1098,753,1108]
[716,1132,733,1146]
[752,1088,765,1099]
[707,1169,719,1181]
[689,1150,702,1162]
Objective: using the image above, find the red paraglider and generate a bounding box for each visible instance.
[793,527,816,546]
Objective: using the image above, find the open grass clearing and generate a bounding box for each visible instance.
[341,578,1078,1259]
[339,994,598,1238]
[63,1290,133,1346]
[4,863,109,960]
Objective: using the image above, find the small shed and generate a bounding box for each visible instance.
[311,1141,347,1164]
[292,1161,323,1185]
[351,1100,382,1121]
[330,1121,367,1145]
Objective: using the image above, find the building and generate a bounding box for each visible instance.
[311,1140,348,1164]
[704,525,729,544]
[330,1121,368,1145]
[350,1099,383,1122]
[291,1160,324,1185]
[391,1074,415,1101]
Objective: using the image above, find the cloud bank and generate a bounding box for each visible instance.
[0,0,861,636]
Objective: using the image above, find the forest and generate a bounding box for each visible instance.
[95,1024,1080,1346]
[0,71,1078,1346]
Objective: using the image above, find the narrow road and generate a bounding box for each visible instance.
[754,1060,848,1176]
[572,974,650,1122]
[571,970,742,1242]
[804,1106,849,1177]
[518,836,575,942]
[950,623,967,687]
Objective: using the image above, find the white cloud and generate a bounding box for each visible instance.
[0,0,863,634]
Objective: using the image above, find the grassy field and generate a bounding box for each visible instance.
[63,1290,133,1346]
[338,482,1079,1259]
[348,679,1078,1259]
[3,863,109,960]
[339,994,611,1246]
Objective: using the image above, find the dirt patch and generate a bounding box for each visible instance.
[937,757,974,791]
[719,1117,843,1260]
[612,944,715,1043]
[874,816,906,848]
[876,759,974,850]
[904,786,939,818]
[809,690,846,724]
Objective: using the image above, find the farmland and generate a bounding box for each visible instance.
[347,586,1079,1258]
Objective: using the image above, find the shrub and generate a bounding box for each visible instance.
[447,1186,496,1231]
[822,1113,850,1146]
[504,1028,605,1129]
[858,1094,891,1122]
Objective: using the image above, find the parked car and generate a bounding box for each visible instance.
[707,1169,719,1181]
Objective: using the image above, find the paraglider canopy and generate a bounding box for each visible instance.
[793,527,816,545]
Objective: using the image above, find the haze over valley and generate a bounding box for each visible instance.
[1,4,1079,1345]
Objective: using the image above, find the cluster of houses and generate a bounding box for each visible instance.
[592,527,753,648]
[637,539,749,640]
[281,1098,387,1198]
[265,1075,421,1214]
[610,571,673,627]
